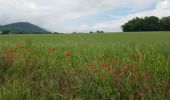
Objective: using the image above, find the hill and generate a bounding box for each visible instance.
[0,22,49,33]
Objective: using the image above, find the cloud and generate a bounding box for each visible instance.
[0,0,169,32]
[84,0,170,32]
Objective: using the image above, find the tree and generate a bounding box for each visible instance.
[89,31,93,33]
[143,16,160,31]
[2,29,10,34]
[160,16,170,31]
[121,17,144,32]
[121,16,163,32]
[96,30,104,33]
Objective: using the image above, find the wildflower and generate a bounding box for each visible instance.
[99,54,104,60]
[100,72,105,78]
[66,61,70,65]
[65,50,70,56]
[107,67,112,73]
[48,48,57,51]
[130,53,135,58]
[100,62,108,68]
[137,57,141,62]
[138,50,143,55]
[48,54,53,57]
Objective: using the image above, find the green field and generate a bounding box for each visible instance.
[0,32,170,99]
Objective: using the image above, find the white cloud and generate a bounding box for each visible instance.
[86,0,170,32]
[0,0,169,32]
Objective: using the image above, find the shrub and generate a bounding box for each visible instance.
[2,30,10,34]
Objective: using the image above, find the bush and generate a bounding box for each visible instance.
[96,30,104,33]
[2,30,10,34]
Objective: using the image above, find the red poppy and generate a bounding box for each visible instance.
[100,62,108,68]
[66,61,70,65]
[48,48,57,50]
[137,57,141,62]
[130,53,135,58]
[66,50,70,56]
[99,54,104,60]
[107,67,112,73]
[48,54,54,57]
[100,72,105,78]
[138,51,143,55]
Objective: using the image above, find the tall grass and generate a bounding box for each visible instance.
[0,32,170,99]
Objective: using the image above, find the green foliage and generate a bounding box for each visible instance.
[122,16,170,32]
[96,30,104,33]
[1,29,10,34]
[160,16,170,31]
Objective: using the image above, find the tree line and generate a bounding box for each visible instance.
[121,16,170,32]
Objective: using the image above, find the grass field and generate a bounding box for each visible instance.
[0,32,170,99]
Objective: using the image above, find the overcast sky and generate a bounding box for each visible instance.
[0,0,170,32]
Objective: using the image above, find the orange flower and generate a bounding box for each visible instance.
[48,48,57,51]
[107,67,112,73]
[138,50,143,55]
[99,54,104,60]
[100,72,105,78]
[137,57,141,62]
[100,62,108,68]
[48,54,53,57]
[130,53,135,58]
[66,61,70,65]
[65,50,70,56]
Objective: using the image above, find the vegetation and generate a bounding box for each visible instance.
[122,16,170,32]
[0,32,170,99]
[96,30,104,33]
[0,22,49,34]
[1,29,10,34]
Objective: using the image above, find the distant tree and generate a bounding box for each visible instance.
[121,16,165,32]
[96,30,104,33]
[122,17,144,32]
[89,31,93,33]
[72,32,77,34]
[100,31,104,33]
[2,29,10,34]
[143,16,160,31]
[160,16,170,31]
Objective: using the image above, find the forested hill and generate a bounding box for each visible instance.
[0,22,49,33]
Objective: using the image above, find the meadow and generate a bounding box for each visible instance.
[0,32,170,100]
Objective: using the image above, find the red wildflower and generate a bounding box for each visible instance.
[48,54,54,57]
[100,62,108,68]
[137,57,141,62]
[99,54,104,60]
[100,72,105,78]
[66,61,70,65]
[48,48,57,51]
[130,53,135,58]
[107,67,112,73]
[138,51,143,55]
[65,50,70,56]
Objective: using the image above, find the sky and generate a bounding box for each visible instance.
[0,0,170,33]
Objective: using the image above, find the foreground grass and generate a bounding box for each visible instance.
[0,32,170,99]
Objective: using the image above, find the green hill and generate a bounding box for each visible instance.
[0,22,49,33]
